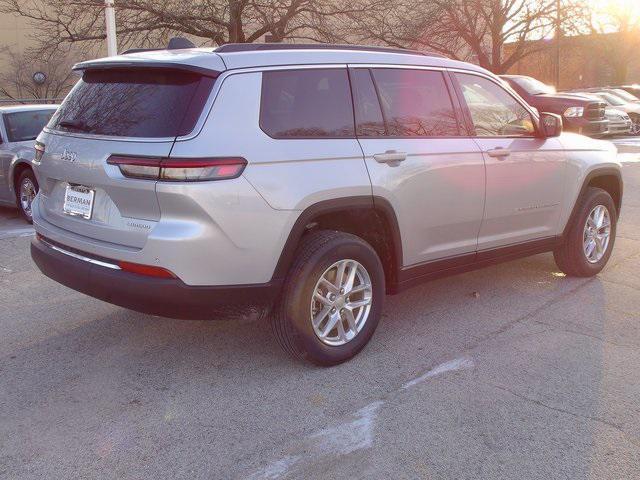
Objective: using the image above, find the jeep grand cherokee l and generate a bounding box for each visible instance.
[31,44,622,365]
[500,75,609,137]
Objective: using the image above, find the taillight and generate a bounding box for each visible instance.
[160,158,246,181]
[107,156,246,182]
[107,156,161,180]
[34,142,45,163]
[118,261,176,279]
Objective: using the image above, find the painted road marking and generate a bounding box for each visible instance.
[0,227,34,240]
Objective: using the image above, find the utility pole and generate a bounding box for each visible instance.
[105,0,118,56]
[555,0,561,87]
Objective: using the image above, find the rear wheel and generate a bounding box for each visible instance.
[554,187,617,277]
[16,169,39,224]
[272,230,385,366]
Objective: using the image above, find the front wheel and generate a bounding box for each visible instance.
[554,187,617,277]
[16,169,39,224]
[272,230,385,366]
[630,114,640,136]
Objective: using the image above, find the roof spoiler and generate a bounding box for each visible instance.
[72,37,221,77]
[120,37,196,55]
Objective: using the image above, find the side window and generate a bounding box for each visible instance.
[4,110,55,142]
[260,69,355,138]
[370,68,461,137]
[455,73,536,137]
[350,69,386,136]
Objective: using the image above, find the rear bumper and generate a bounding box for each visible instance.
[31,236,282,320]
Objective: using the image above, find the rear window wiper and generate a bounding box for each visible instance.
[58,119,89,132]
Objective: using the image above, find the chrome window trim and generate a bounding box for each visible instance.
[346,63,447,72]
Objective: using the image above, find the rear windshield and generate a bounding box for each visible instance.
[510,76,555,95]
[48,69,215,138]
[4,110,55,142]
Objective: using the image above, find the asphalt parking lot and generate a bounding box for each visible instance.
[2,140,640,479]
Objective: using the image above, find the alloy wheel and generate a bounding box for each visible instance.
[583,204,611,264]
[19,177,36,219]
[310,259,373,346]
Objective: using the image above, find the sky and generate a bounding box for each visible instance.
[583,0,640,24]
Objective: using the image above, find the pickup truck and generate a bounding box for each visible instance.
[501,75,609,137]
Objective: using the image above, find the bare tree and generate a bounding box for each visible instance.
[0,0,366,54]
[0,48,78,101]
[572,0,640,84]
[345,0,583,74]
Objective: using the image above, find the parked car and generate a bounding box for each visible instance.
[500,75,609,137]
[604,108,633,136]
[0,105,58,222]
[31,43,622,365]
[613,85,640,99]
[579,87,640,104]
[586,91,640,135]
[606,88,640,104]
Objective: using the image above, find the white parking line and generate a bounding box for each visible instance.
[402,357,475,389]
[0,227,35,240]
[247,401,384,480]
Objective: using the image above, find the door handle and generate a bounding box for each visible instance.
[486,148,511,159]
[373,150,407,164]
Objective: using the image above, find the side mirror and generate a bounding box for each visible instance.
[539,112,563,138]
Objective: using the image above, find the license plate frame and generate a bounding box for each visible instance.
[63,184,95,220]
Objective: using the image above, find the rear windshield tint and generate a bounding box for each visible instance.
[4,110,55,142]
[48,69,215,138]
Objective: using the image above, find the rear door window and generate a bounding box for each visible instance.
[48,69,215,138]
[369,68,461,137]
[4,110,55,142]
[260,69,355,138]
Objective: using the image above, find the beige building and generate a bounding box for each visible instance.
[0,9,38,56]
[0,6,103,101]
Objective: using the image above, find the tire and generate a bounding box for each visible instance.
[16,169,39,224]
[630,114,640,136]
[554,187,617,277]
[271,230,385,366]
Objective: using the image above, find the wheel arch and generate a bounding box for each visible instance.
[11,160,34,200]
[562,167,623,238]
[270,196,403,294]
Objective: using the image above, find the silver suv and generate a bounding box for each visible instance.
[0,105,58,221]
[31,44,622,365]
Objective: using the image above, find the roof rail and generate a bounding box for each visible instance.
[214,43,446,58]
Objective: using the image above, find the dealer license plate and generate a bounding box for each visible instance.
[63,184,95,219]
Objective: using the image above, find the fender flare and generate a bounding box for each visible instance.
[8,159,35,198]
[269,195,403,284]
[561,167,623,239]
